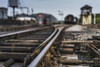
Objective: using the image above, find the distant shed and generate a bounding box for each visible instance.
[31,13,57,25]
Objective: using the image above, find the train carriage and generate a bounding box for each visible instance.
[64,14,78,24]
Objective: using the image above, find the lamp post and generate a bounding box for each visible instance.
[58,10,63,22]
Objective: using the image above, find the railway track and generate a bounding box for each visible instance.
[0,24,39,35]
[0,26,56,67]
[0,25,99,67]
[28,25,100,67]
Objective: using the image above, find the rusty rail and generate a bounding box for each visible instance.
[0,26,52,38]
[0,26,56,67]
[59,59,100,66]
[89,44,100,57]
[28,28,63,67]
[23,27,58,67]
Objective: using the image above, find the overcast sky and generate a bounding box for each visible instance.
[0,0,100,20]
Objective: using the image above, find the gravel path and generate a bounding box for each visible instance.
[65,25,83,31]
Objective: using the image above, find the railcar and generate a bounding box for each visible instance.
[64,14,78,24]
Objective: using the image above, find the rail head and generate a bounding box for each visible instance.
[90,44,100,56]
[28,28,63,67]
[0,26,53,38]
[23,26,57,67]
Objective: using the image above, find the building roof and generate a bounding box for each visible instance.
[30,13,52,18]
[16,13,57,21]
[81,5,92,10]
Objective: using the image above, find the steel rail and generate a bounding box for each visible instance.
[23,26,57,67]
[0,27,51,38]
[90,44,100,56]
[30,26,58,57]
[0,26,56,67]
[28,28,63,67]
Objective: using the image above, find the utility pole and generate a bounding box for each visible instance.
[94,13,96,24]
[13,7,16,20]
